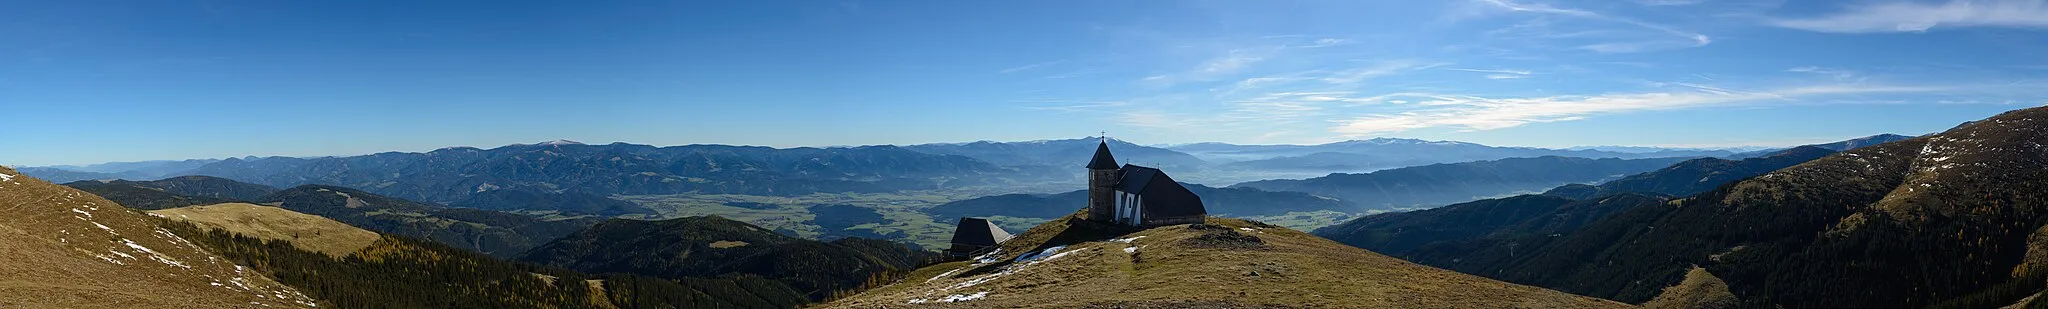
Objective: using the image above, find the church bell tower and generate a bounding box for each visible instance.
[1085,137,1119,222]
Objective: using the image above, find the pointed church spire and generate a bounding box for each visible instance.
[1086,137,1119,169]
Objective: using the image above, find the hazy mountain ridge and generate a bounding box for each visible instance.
[63,180,242,210]
[1314,193,1672,259]
[904,137,1207,171]
[1233,156,1693,210]
[925,183,1354,225]
[1542,146,1840,200]
[181,142,1030,203]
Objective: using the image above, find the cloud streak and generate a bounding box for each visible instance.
[1332,84,1952,136]
[1477,0,1712,52]
[1772,0,2048,33]
[999,60,1063,74]
[1447,68,1535,79]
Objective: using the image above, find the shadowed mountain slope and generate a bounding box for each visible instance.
[63,175,279,210]
[1234,156,1692,210]
[519,216,937,303]
[1541,146,1837,200]
[1441,107,2048,308]
[259,185,592,258]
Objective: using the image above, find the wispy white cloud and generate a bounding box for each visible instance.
[1332,84,1953,136]
[1786,66,1863,81]
[1294,38,1354,48]
[1635,0,1707,6]
[1446,68,1535,79]
[999,60,1063,74]
[1141,49,1274,86]
[1044,68,1103,79]
[1476,0,1712,52]
[1772,0,2048,33]
[1321,61,1452,85]
[1016,100,1130,114]
[1447,68,1534,75]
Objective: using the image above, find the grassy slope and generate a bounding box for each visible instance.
[149,203,380,257]
[0,167,315,308]
[825,214,1629,308]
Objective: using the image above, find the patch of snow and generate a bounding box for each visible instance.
[0,172,13,181]
[122,238,190,268]
[229,276,252,290]
[941,292,989,303]
[1110,236,1146,243]
[971,249,1005,264]
[93,222,115,234]
[948,247,1089,291]
[925,268,965,283]
[1124,246,1138,254]
[1014,246,1066,264]
[93,253,127,265]
[71,208,91,218]
[147,212,167,218]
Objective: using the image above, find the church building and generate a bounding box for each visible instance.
[1085,139,1206,227]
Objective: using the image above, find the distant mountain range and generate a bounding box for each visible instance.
[20,136,1844,197]
[1233,156,1694,210]
[904,137,1206,172]
[1726,133,1915,158]
[1317,193,1671,258]
[1541,146,1840,200]
[177,142,1029,203]
[924,183,1352,228]
[45,159,224,180]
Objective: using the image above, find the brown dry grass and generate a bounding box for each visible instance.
[150,203,380,257]
[824,216,1632,308]
[0,166,315,308]
[1642,266,1736,309]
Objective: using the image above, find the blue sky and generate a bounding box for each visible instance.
[3,0,2046,166]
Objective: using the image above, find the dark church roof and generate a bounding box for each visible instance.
[949,217,1014,246]
[1113,164,1207,218]
[1086,140,1120,169]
